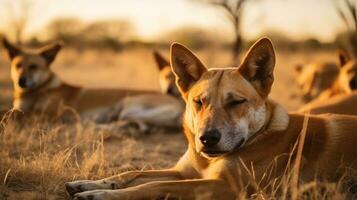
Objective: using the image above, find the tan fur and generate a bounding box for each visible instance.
[100,93,184,127]
[299,91,357,114]
[65,38,357,200]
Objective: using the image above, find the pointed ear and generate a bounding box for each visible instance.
[2,38,21,60]
[337,49,351,67]
[39,42,63,64]
[153,50,169,70]
[238,38,275,98]
[170,43,207,95]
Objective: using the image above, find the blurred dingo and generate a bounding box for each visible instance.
[153,50,181,98]
[296,50,357,102]
[2,39,181,124]
[299,51,357,114]
[65,38,357,200]
[93,51,183,127]
[312,50,357,99]
[299,91,357,114]
[295,61,339,101]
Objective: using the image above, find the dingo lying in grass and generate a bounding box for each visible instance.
[3,39,183,127]
[65,38,357,200]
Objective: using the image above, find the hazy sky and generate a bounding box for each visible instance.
[0,0,347,42]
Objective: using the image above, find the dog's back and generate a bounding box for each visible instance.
[236,111,357,182]
[299,92,357,114]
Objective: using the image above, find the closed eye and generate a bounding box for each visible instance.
[29,64,37,70]
[226,99,246,108]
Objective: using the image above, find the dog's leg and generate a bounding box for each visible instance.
[73,179,236,200]
[65,169,183,196]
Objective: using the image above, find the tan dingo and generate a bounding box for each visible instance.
[93,51,183,128]
[65,38,357,200]
[299,51,357,114]
[2,39,182,124]
[153,50,181,98]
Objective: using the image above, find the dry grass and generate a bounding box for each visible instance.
[0,110,185,200]
[0,47,354,199]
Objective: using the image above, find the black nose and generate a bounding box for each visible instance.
[18,77,26,88]
[200,129,221,148]
[167,86,178,95]
[350,79,357,90]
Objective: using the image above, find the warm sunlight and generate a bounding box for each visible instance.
[1,0,356,200]
[0,0,346,42]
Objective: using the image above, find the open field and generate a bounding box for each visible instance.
[0,47,352,200]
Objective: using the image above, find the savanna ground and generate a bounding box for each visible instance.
[0,46,352,200]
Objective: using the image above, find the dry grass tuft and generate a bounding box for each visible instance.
[0,111,184,199]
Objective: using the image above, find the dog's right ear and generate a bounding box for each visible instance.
[153,50,169,70]
[338,49,351,67]
[39,42,63,64]
[170,43,207,95]
[2,38,21,60]
[238,38,275,98]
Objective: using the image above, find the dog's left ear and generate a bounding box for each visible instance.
[153,50,169,70]
[337,49,351,67]
[238,38,275,98]
[2,38,21,60]
[39,42,63,65]
[170,43,207,96]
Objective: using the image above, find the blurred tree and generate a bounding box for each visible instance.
[46,18,84,44]
[334,0,357,57]
[161,26,216,49]
[196,0,247,62]
[303,38,322,49]
[84,20,133,42]
[2,0,34,44]
[83,20,133,51]
[46,18,134,51]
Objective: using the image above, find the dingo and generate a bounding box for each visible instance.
[2,39,181,123]
[153,50,181,98]
[93,51,183,127]
[65,38,357,200]
[299,51,357,114]
[296,50,357,102]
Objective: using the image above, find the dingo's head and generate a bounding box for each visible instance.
[335,50,357,92]
[2,38,62,92]
[154,50,180,98]
[171,38,275,158]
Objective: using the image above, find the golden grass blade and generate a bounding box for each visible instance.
[291,113,310,200]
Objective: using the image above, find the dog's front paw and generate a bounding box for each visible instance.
[74,190,116,200]
[65,180,118,196]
